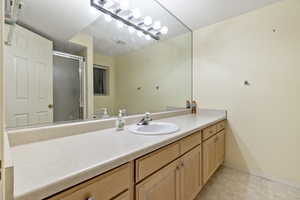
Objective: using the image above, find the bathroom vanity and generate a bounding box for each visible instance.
[10,110,226,200]
[46,120,225,200]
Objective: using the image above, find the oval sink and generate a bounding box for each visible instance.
[128,122,179,135]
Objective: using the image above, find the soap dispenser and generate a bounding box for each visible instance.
[102,108,110,119]
[116,110,125,131]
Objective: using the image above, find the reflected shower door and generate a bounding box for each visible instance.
[53,54,81,122]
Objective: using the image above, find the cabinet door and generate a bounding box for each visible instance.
[216,130,225,167]
[136,160,180,200]
[180,145,202,200]
[113,191,130,200]
[203,136,217,184]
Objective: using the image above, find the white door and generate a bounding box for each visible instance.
[4,25,53,128]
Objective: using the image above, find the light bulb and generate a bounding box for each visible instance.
[131,8,141,19]
[90,5,99,15]
[144,16,152,26]
[104,0,115,9]
[104,14,112,22]
[153,21,161,30]
[137,31,143,37]
[120,0,129,10]
[128,26,135,33]
[116,21,124,28]
[145,35,151,40]
[161,26,168,34]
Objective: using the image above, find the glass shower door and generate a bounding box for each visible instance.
[53,53,84,123]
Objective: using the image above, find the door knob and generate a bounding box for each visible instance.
[48,104,53,109]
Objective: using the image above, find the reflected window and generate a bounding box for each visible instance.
[93,65,109,96]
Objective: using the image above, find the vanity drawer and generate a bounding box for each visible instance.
[135,142,180,182]
[216,121,226,132]
[202,125,217,140]
[113,191,130,200]
[48,164,130,200]
[180,131,202,154]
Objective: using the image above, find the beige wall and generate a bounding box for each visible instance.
[93,52,116,115]
[70,33,94,118]
[115,33,192,115]
[194,0,300,186]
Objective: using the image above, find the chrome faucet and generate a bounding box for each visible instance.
[137,112,152,125]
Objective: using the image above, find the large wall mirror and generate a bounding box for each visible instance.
[4,0,192,129]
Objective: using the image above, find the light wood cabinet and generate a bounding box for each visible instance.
[216,121,226,132]
[203,128,226,184]
[47,164,131,200]
[180,145,202,200]
[202,125,217,140]
[216,130,225,167]
[136,160,181,200]
[180,131,202,154]
[135,142,180,182]
[203,135,217,184]
[113,191,130,200]
[137,145,203,200]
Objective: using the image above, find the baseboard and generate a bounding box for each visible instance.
[223,162,300,190]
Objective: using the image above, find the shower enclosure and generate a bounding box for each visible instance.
[53,51,86,123]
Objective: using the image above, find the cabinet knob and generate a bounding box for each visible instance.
[181,161,184,167]
[176,165,180,170]
[48,104,53,109]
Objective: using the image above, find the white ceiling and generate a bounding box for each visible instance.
[18,0,100,41]
[155,0,282,30]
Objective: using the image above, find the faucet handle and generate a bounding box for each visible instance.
[145,112,152,120]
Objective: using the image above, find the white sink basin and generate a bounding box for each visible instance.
[128,122,179,135]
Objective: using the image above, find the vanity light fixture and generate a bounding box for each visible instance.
[128,26,135,33]
[144,16,153,26]
[161,26,168,35]
[104,14,112,22]
[137,30,143,37]
[116,20,124,28]
[153,21,161,30]
[91,0,168,40]
[145,35,151,40]
[119,0,129,10]
[131,8,141,19]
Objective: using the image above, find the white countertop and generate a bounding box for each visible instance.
[11,110,226,200]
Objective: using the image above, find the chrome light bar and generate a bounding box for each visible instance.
[91,0,169,41]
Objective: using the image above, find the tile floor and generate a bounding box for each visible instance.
[195,167,300,200]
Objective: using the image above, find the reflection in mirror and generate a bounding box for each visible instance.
[4,0,192,129]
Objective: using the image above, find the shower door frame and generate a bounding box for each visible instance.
[53,51,87,120]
